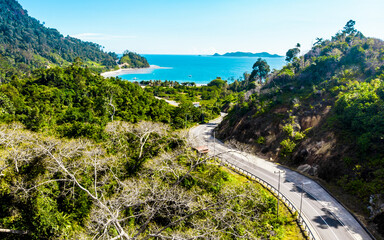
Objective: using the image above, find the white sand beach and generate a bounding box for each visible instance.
[101,65,169,78]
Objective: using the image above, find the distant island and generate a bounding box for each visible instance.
[213,52,283,58]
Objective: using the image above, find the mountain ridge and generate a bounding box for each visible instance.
[0,0,148,81]
[213,51,283,58]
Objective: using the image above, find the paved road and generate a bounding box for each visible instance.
[189,114,372,240]
[154,96,179,107]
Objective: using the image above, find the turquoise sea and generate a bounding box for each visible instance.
[118,55,286,85]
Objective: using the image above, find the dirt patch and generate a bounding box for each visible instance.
[300,115,322,130]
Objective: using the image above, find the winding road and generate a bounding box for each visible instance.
[188,114,372,240]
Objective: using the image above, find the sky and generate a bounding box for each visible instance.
[17,0,384,55]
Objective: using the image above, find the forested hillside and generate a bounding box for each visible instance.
[0,60,225,141]
[216,21,384,236]
[0,0,148,81]
[119,50,150,68]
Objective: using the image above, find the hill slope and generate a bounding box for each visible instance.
[217,22,384,237]
[119,50,150,68]
[0,0,148,80]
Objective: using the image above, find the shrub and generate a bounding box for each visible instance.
[256,136,265,145]
[294,132,306,141]
[282,124,294,137]
[280,139,296,156]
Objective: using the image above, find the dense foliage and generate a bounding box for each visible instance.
[120,50,150,68]
[0,61,175,140]
[0,122,302,239]
[0,0,120,78]
[1,62,242,141]
[140,77,252,126]
[0,0,148,81]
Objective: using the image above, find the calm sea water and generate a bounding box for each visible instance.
[118,55,286,84]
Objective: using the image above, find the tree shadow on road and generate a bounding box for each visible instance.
[313,208,343,229]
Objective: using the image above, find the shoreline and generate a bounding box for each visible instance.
[139,82,207,87]
[101,66,208,86]
[101,65,169,78]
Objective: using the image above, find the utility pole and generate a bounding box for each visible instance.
[213,131,216,157]
[299,182,311,222]
[274,170,285,219]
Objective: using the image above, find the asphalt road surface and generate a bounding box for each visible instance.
[189,114,372,240]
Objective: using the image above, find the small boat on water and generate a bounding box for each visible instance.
[133,77,137,80]
[188,75,192,78]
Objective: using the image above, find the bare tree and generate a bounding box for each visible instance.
[105,121,169,163]
[0,122,284,239]
[108,93,116,121]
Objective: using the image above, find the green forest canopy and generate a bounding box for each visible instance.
[0,0,149,80]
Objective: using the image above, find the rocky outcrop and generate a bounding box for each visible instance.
[368,194,384,235]
[297,164,318,176]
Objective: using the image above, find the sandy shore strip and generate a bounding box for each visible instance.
[101,65,170,78]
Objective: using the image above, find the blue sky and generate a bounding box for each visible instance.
[18,0,384,55]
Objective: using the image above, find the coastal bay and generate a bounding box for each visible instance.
[108,54,285,84]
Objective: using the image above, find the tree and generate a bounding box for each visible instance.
[285,43,301,62]
[343,20,356,35]
[208,78,227,89]
[313,37,323,46]
[249,58,270,84]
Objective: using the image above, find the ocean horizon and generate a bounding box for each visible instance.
[117,54,286,85]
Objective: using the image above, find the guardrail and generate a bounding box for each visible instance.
[192,124,318,239]
[220,159,317,240]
